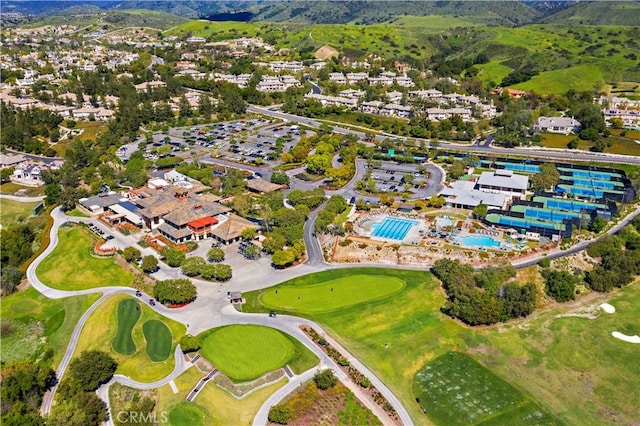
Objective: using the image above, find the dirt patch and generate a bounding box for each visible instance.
[315,44,339,59]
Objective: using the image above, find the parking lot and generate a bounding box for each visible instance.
[368,161,431,196]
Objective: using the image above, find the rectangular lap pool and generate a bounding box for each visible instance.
[371,217,419,241]
[457,235,501,249]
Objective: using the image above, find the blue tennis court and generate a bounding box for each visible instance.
[536,197,603,212]
[524,208,579,222]
[371,217,419,240]
[566,178,621,189]
[496,216,563,231]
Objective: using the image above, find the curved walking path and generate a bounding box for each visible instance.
[0,193,45,202]
[30,208,412,423]
[30,203,640,422]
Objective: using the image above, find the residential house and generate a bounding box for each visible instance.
[533,117,581,135]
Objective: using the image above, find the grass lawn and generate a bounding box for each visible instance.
[36,226,134,290]
[244,268,640,425]
[112,299,141,355]
[64,208,88,217]
[539,132,640,156]
[74,294,185,382]
[414,352,553,425]
[258,274,404,314]
[168,402,206,426]
[0,182,44,197]
[155,366,286,426]
[198,325,317,382]
[0,287,100,367]
[0,198,40,226]
[142,320,172,362]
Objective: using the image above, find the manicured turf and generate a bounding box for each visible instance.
[198,325,316,382]
[0,198,40,225]
[36,226,134,290]
[142,320,172,362]
[259,274,405,314]
[168,402,205,426]
[74,294,185,382]
[112,299,141,355]
[244,269,640,425]
[414,352,552,425]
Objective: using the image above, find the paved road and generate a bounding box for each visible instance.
[248,106,640,165]
[0,193,45,202]
[30,203,640,423]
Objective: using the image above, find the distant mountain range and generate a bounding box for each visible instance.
[2,0,639,26]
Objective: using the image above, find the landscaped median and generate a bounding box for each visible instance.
[72,294,185,382]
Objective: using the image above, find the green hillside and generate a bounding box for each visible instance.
[542,1,640,26]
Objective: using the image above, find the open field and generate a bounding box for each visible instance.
[36,226,134,290]
[540,132,640,156]
[244,268,640,425]
[0,198,40,226]
[259,274,405,314]
[0,182,44,197]
[282,380,381,426]
[0,287,100,366]
[142,320,172,362]
[112,299,140,355]
[155,366,286,426]
[414,352,554,425]
[74,294,185,382]
[168,20,638,92]
[198,325,316,382]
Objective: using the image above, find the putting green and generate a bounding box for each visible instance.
[199,325,294,382]
[168,402,206,426]
[112,299,141,355]
[142,320,172,362]
[259,274,405,314]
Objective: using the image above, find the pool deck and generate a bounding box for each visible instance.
[358,213,428,245]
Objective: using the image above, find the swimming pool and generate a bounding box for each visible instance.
[371,217,419,240]
[457,235,501,249]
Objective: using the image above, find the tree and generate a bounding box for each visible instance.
[530,163,560,191]
[181,256,206,277]
[244,244,261,259]
[154,279,197,305]
[448,161,466,180]
[271,249,296,268]
[0,361,57,415]
[207,247,225,262]
[240,227,257,241]
[473,203,488,219]
[122,246,141,262]
[140,255,158,273]
[66,351,117,393]
[179,335,200,353]
[268,405,292,425]
[588,216,607,233]
[262,233,286,254]
[270,171,290,185]
[0,223,35,267]
[162,248,185,267]
[198,93,214,117]
[213,264,233,281]
[314,369,338,390]
[1,265,23,295]
[543,270,576,302]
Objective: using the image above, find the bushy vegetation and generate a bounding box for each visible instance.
[542,270,576,302]
[432,259,536,325]
[268,405,293,425]
[315,195,349,233]
[179,334,200,353]
[154,279,197,305]
[314,369,338,390]
[585,228,640,292]
[53,350,117,425]
[0,361,57,425]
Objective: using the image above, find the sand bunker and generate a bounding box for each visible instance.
[611,331,640,344]
[600,303,615,313]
